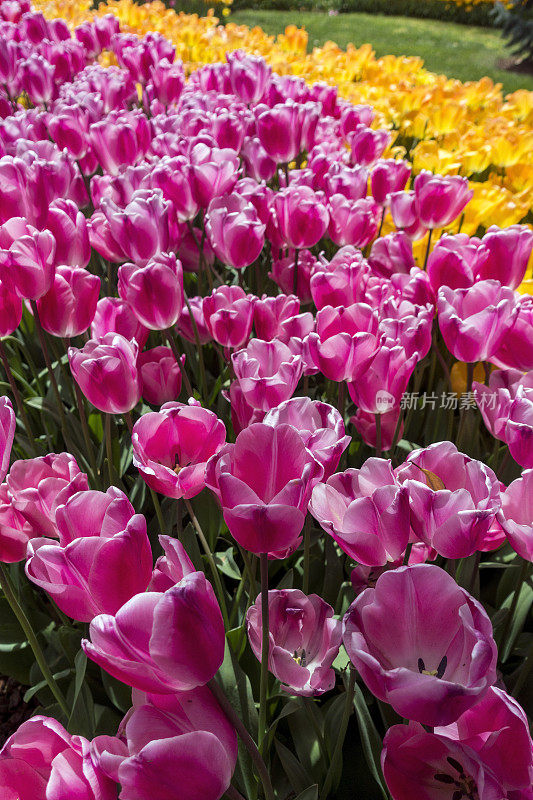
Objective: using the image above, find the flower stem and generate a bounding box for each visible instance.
[0,564,70,720]
[423,228,433,270]
[303,515,311,595]
[375,412,382,457]
[258,554,270,755]
[292,248,299,296]
[0,339,37,455]
[184,498,229,628]
[166,330,194,398]
[498,559,530,660]
[320,666,355,800]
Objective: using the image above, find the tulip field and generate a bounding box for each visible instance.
[0,0,533,798]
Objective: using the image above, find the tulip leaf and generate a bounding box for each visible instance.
[294,786,319,800]
[101,669,133,714]
[215,548,241,581]
[501,578,533,662]
[352,682,390,800]
[274,739,315,795]
[67,650,91,736]
[23,669,71,703]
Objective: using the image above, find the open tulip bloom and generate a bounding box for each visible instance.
[0,11,532,800]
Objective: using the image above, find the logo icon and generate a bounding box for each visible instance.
[375,390,395,413]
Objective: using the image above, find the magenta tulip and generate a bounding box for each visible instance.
[256,101,302,164]
[45,198,90,269]
[203,285,255,350]
[150,155,198,223]
[371,158,411,204]
[327,195,381,248]
[205,194,265,269]
[231,339,303,412]
[149,534,196,592]
[274,185,329,249]
[0,279,22,338]
[36,266,100,338]
[493,294,533,372]
[91,297,149,350]
[227,49,271,103]
[343,564,497,725]
[0,217,55,300]
[90,110,151,175]
[189,142,240,208]
[347,343,418,415]
[253,294,300,341]
[476,224,533,289]
[348,125,390,166]
[498,469,533,561]
[414,171,473,229]
[324,162,368,202]
[246,589,342,696]
[307,304,379,383]
[270,249,318,303]
[0,483,33,564]
[427,233,482,291]
[368,232,416,279]
[139,346,183,406]
[0,396,15,484]
[177,295,212,345]
[118,252,184,331]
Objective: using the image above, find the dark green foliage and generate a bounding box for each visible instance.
[493,0,533,62]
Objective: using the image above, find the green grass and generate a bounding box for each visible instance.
[231,9,533,94]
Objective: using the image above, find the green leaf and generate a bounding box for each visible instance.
[101,669,132,714]
[502,577,533,662]
[23,669,71,703]
[67,650,91,735]
[294,786,319,800]
[276,568,294,590]
[215,548,241,581]
[352,683,389,800]
[274,739,314,796]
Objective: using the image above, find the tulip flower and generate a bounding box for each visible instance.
[205,422,322,555]
[92,685,237,800]
[274,185,329,250]
[343,564,497,726]
[348,343,418,414]
[0,396,15,484]
[395,441,502,558]
[21,54,55,105]
[414,171,473,229]
[246,589,342,696]
[0,217,55,300]
[256,101,302,164]
[45,198,90,268]
[231,339,303,412]
[147,57,185,106]
[26,487,153,621]
[324,162,368,201]
[0,279,22,338]
[68,334,141,415]
[205,194,265,269]
[427,233,483,291]
[340,103,375,137]
[476,224,533,289]
[149,534,196,592]
[82,571,225,693]
[307,304,379,383]
[492,294,533,372]
[437,280,518,363]
[36,266,100,339]
[350,406,403,452]
[177,295,212,345]
[118,252,184,331]
[253,294,300,341]
[498,469,533,561]
[132,401,226,499]
[203,285,255,350]
[225,380,263,435]
[139,346,184,406]
[7,453,88,539]
[370,158,411,204]
[348,124,390,166]
[382,721,507,800]
[270,249,318,303]
[310,459,410,565]
[227,49,271,103]
[368,232,416,279]
[149,155,198,223]
[241,136,277,182]
[0,715,116,800]
[91,297,149,350]
[327,195,381,248]
[0,483,33,564]
[90,110,151,175]
[389,190,427,240]
[189,142,240,208]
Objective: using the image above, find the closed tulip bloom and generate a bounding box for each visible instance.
[492,294,533,372]
[0,217,55,300]
[382,721,507,800]
[203,285,255,349]
[348,343,418,415]
[189,142,240,208]
[82,571,225,693]
[436,686,533,792]
[7,453,88,540]
[414,171,473,229]
[21,54,55,105]
[324,162,368,201]
[149,534,195,592]
[270,249,318,304]
[427,233,483,291]
[437,280,518,363]
[91,297,149,350]
[90,111,150,175]
[139,346,183,406]
[45,198,90,268]
[389,190,427,240]
[274,186,329,249]
[310,459,410,565]
[150,155,198,223]
[476,225,533,289]
[0,483,33,563]
[253,294,300,341]
[93,685,237,800]
[340,103,375,137]
[0,279,22,338]
[36,266,100,338]
[205,194,265,269]
[498,469,533,561]
[241,136,277,182]
[348,125,390,166]
[177,295,212,344]
[350,406,403,451]
[26,487,152,622]
[232,339,303,412]
[371,158,411,204]
[343,564,497,726]
[118,252,184,331]
[0,396,15,484]
[307,304,379,383]
[263,397,350,479]
[227,50,271,103]
[310,250,369,310]
[328,195,380,248]
[395,442,501,559]
[368,232,416,279]
[132,401,226,499]
[68,334,141,415]
[147,57,185,106]
[225,380,263,435]
[256,101,302,164]
[205,423,322,555]
[0,715,116,800]
[246,589,342,696]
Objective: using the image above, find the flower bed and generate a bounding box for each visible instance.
[0,2,532,800]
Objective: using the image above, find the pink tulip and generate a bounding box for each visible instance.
[36,266,100,338]
[307,304,379,382]
[26,487,152,621]
[310,459,410,565]
[498,469,533,561]
[205,194,265,269]
[91,297,149,350]
[395,441,502,558]
[327,195,380,248]
[45,198,90,269]
[231,339,303,412]
[382,721,507,800]
[343,564,497,726]
[118,252,184,331]
[378,300,433,360]
[246,589,342,696]
[324,162,368,202]
[82,571,225,693]
[206,422,322,555]
[274,185,329,249]
[437,280,518,363]
[149,155,198,223]
[47,105,91,162]
[132,401,226,499]
[225,380,263,435]
[427,233,483,291]
[189,142,240,208]
[347,343,418,414]
[370,158,411,204]
[93,685,237,800]
[139,346,183,406]
[21,54,55,105]
[436,686,533,791]
[241,136,277,182]
[7,452,88,540]
[310,249,368,310]
[0,217,55,300]
[348,125,390,166]
[492,294,533,372]
[340,103,375,137]
[146,57,185,106]
[0,715,116,800]
[414,170,473,229]
[0,278,22,338]
[177,295,212,344]
[149,534,195,592]
[210,108,248,153]
[203,285,255,350]
[350,406,403,451]
[227,50,271,103]
[368,232,416,278]
[68,334,141,415]
[389,189,427,240]
[263,397,350,479]
[0,396,15,483]
[476,224,533,289]
[253,294,300,341]
[474,369,533,469]
[0,482,33,563]
[90,111,151,175]
[256,101,302,164]
[270,249,318,303]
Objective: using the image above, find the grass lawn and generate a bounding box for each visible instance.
[231,9,533,94]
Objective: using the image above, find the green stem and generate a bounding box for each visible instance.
[303,515,311,595]
[300,697,329,764]
[105,413,114,487]
[375,413,382,457]
[183,295,207,402]
[402,542,413,566]
[320,667,356,800]
[292,248,299,296]
[0,339,37,455]
[184,498,229,628]
[512,635,533,699]
[0,564,70,719]
[498,559,530,659]
[166,330,194,398]
[258,553,269,754]
[149,488,166,534]
[423,228,433,270]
